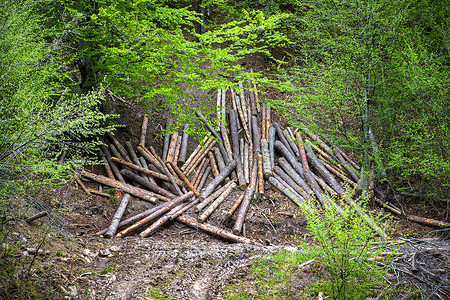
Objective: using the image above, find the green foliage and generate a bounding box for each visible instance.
[298,190,391,299]
[277,0,449,198]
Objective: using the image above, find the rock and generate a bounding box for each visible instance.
[99,249,112,257]
[84,248,96,257]
[26,247,45,255]
[109,245,120,252]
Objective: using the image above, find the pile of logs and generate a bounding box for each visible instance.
[81,76,448,244]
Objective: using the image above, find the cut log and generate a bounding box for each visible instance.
[197,166,211,191]
[284,128,300,158]
[273,166,311,201]
[116,191,194,238]
[89,189,111,198]
[162,119,173,161]
[104,194,131,238]
[247,78,256,115]
[273,122,295,157]
[257,153,264,195]
[277,157,314,198]
[196,180,236,211]
[304,143,344,195]
[311,172,338,196]
[274,140,304,179]
[100,152,114,180]
[106,132,132,163]
[214,147,226,173]
[261,139,272,179]
[139,157,157,185]
[112,157,183,185]
[76,177,91,196]
[125,141,142,168]
[173,134,182,163]
[243,143,250,183]
[192,157,208,188]
[182,136,208,170]
[199,181,237,222]
[139,115,149,147]
[166,131,179,163]
[120,169,174,201]
[166,161,199,197]
[81,171,158,202]
[185,139,216,176]
[295,132,309,170]
[177,214,257,244]
[322,161,357,187]
[208,151,219,178]
[265,106,271,139]
[306,139,333,163]
[233,158,257,235]
[302,127,334,157]
[149,146,184,196]
[178,124,189,166]
[198,160,237,202]
[25,211,48,223]
[136,145,165,173]
[100,144,125,184]
[269,176,305,208]
[268,126,276,169]
[251,116,261,153]
[333,148,360,183]
[227,190,246,218]
[229,110,246,188]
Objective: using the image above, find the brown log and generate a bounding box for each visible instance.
[125,141,142,167]
[166,131,178,162]
[195,111,222,142]
[257,153,264,195]
[247,78,256,116]
[185,139,216,177]
[25,211,48,223]
[137,145,165,173]
[100,152,114,180]
[261,139,272,179]
[173,133,183,163]
[109,143,124,161]
[312,172,338,196]
[247,107,253,143]
[116,191,194,238]
[166,161,199,197]
[220,124,233,161]
[96,192,194,236]
[233,158,257,235]
[120,169,174,200]
[192,157,208,188]
[100,145,125,183]
[162,119,173,161]
[302,127,334,157]
[139,157,157,185]
[214,147,226,172]
[89,189,111,198]
[104,194,131,238]
[112,157,182,185]
[333,148,360,182]
[139,115,149,147]
[336,146,360,170]
[197,166,211,191]
[227,190,246,218]
[265,106,271,139]
[169,198,200,220]
[176,214,257,244]
[305,143,344,195]
[295,131,309,170]
[149,146,184,196]
[182,136,208,170]
[277,157,314,198]
[229,110,246,188]
[81,171,158,202]
[199,181,237,222]
[305,139,333,163]
[196,180,236,211]
[106,132,132,162]
[269,176,305,208]
[322,161,357,187]
[273,122,295,157]
[284,128,300,158]
[208,151,219,178]
[183,137,212,173]
[198,160,237,202]
[274,141,304,178]
[178,124,189,166]
[273,166,311,201]
[76,177,91,196]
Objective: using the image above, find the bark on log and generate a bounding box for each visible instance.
[269,176,305,208]
[220,124,233,161]
[139,115,149,147]
[306,139,333,163]
[334,148,360,182]
[208,151,219,178]
[76,177,91,196]
[251,116,261,153]
[335,146,360,170]
[192,157,208,188]
[116,191,194,238]
[149,146,184,196]
[268,126,276,169]
[243,143,250,183]
[139,157,157,185]
[125,141,142,168]
[274,141,304,179]
[273,166,311,201]
[261,139,272,179]
[311,172,338,196]
[295,132,309,170]
[262,105,266,140]
[81,171,158,202]
[257,153,264,195]
[199,181,237,222]
[232,90,252,144]
[166,131,179,163]
[197,166,211,191]
[273,122,295,157]
[162,119,173,161]
[322,161,357,187]
[285,128,300,158]
[25,211,48,223]
[185,139,215,176]
[229,110,246,188]
[277,157,314,197]
[178,124,189,166]
[196,180,236,211]
[214,147,226,173]
[106,132,132,163]
[302,127,334,157]
[233,158,257,235]
[304,143,344,195]
[182,136,208,170]
[166,161,199,197]
[227,190,246,218]
[198,160,237,202]
[104,194,131,238]
[173,134,183,163]
[100,152,114,180]
[247,78,256,116]
[265,106,271,140]
[120,169,174,201]
[137,145,165,174]
[177,214,257,244]
[112,157,183,185]
[89,189,111,198]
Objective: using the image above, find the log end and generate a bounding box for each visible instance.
[238,183,248,191]
[232,229,241,235]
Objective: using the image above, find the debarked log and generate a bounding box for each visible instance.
[269,176,305,209]
[104,193,131,238]
[261,139,272,179]
[176,214,258,244]
[81,171,158,203]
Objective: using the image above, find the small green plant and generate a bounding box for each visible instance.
[298,189,391,300]
[148,287,168,300]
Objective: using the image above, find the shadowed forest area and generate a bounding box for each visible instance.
[1,1,449,299]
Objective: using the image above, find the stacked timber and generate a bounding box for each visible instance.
[81,72,409,244]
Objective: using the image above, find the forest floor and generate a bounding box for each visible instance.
[4,56,449,300]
